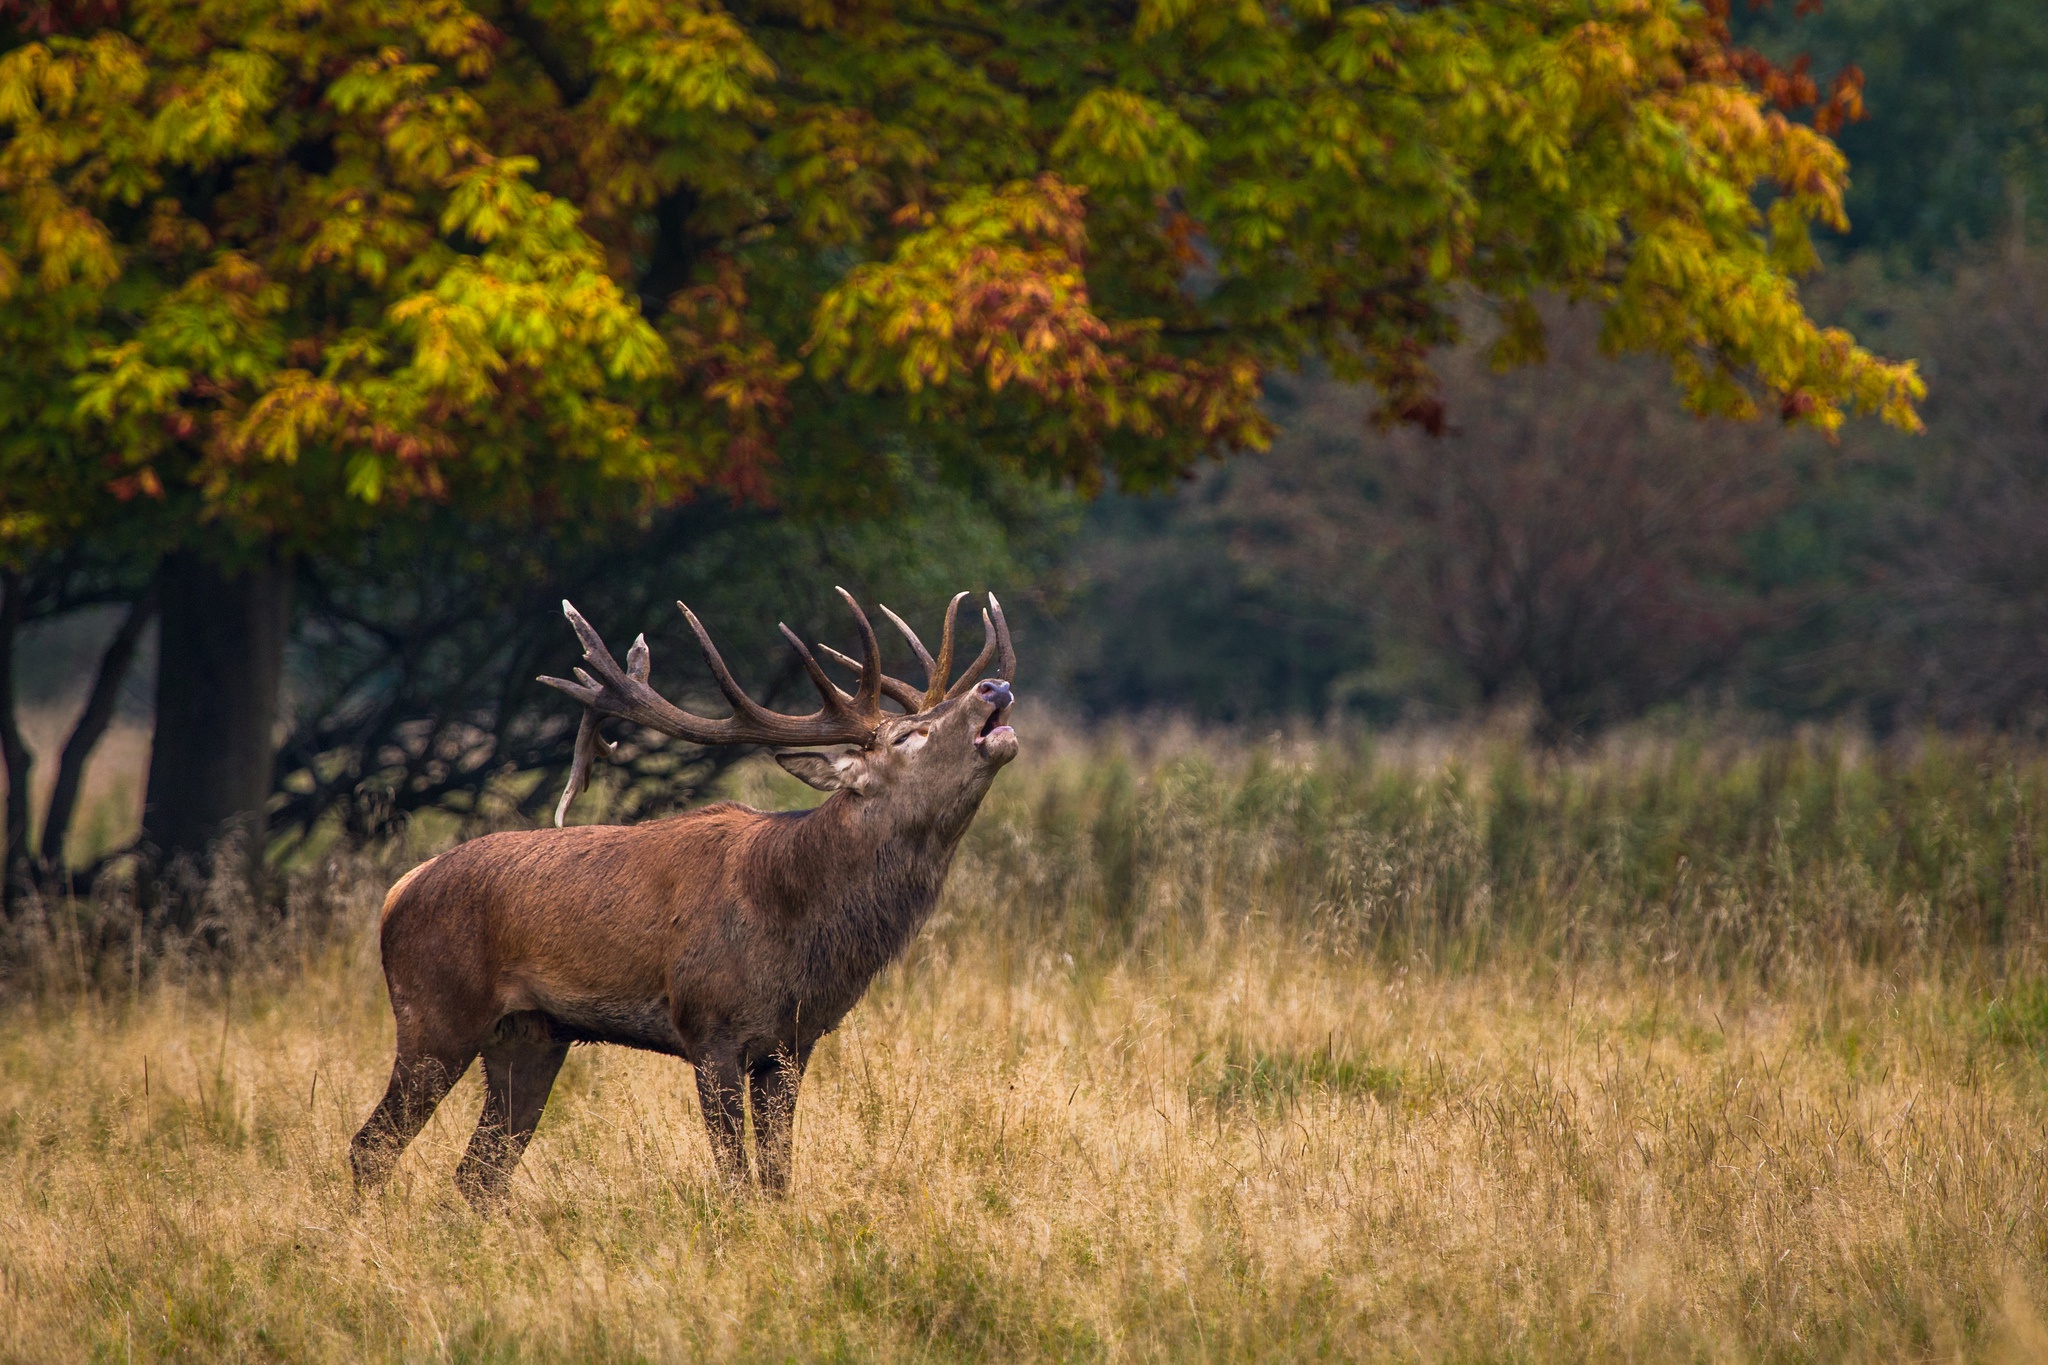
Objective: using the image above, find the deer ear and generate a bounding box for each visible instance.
[776,751,846,791]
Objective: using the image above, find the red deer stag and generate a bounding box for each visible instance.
[350,588,1017,1204]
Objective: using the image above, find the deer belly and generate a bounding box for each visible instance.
[525,989,686,1055]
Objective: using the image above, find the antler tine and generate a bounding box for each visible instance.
[818,641,925,712]
[927,592,967,706]
[555,710,608,827]
[881,590,968,708]
[552,629,647,826]
[931,592,965,699]
[678,602,778,723]
[544,604,672,825]
[878,604,935,675]
[779,622,858,712]
[559,601,625,685]
[989,592,1016,682]
[834,586,885,718]
[943,602,1002,701]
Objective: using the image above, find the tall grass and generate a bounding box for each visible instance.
[6,725,2048,1360]
[939,725,2048,975]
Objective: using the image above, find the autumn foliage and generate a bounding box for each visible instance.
[0,0,1921,562]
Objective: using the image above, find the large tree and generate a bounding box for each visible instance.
[0,0,1920,877]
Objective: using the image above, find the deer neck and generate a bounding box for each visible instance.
[749,791,978,989]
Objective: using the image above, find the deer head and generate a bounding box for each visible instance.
[540,589,1017,826]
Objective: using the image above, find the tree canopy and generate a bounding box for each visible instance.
[0,0,1922,568]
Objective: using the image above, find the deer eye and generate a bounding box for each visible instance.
[893,728,930,750]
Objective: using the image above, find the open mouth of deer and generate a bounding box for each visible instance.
[975,704,1012,749]
[968,677,1014,757]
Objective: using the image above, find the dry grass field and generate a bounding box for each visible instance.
[6,727,2048,1361]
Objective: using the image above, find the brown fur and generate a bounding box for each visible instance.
[350,678,1017,1205]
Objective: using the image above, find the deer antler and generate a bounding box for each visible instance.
[819,592,1017,709]
[541,587,890,825]
[551,632,649,827]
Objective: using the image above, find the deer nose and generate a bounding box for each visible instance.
[975,679,1012,709]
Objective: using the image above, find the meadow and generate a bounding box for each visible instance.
[6,723,2048,1361]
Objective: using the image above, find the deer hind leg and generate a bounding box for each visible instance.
[748,1046,809,1198]
[455,1013,570,1211]
[350,1033,480,1192]
[694,1054,749,1188]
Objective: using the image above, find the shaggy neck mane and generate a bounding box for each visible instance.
[740,792,973,1000]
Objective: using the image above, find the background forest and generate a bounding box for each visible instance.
[8,0,2043,879]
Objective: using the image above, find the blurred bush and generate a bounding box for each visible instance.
[1044,246,2048,741]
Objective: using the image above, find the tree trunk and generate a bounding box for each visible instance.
[142,553,292,897]
[0,571,32,913]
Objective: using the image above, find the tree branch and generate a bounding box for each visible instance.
[38,586,158,879]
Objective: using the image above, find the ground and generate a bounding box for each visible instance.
[5,730,2048,1360]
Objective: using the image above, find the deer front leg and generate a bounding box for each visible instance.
[694,1054,749,1188]
[749,1046,809,1198]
